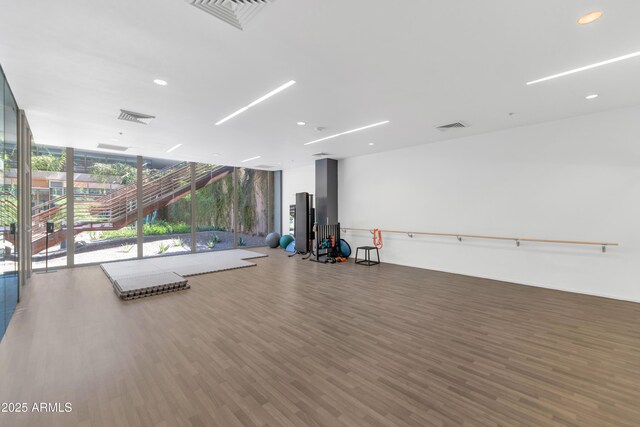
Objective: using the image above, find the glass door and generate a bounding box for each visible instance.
[1,69,19,340]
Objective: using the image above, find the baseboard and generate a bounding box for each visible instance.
[476,275,640,304]
[374,259,640,304]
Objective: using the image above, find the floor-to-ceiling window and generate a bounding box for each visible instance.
[1,67,19,340]
[141,157,192,257]
[28,151,280,269]
[72,149,139,265]
[236,167,273,247]
[194,163,234,252]
[30,144,67,270]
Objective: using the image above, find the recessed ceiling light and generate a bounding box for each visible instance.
[297,121,306,126]
[526,51,640,85]
[578,11,603,25]
[216,80,296,125]
[304,120,390,145]
[368,143,375,146]
[241,155,261,163]
[211,153,221,157]
[585,94,599,99]
[154,79,168,86]
[166,143,182,153]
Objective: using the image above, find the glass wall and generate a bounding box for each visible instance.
[237,168,273,247]
[28,150,278,268]
[30,145,67,270]
[72,149,139,265]
[194,164,234,252]
[142,157,192,257]
[1,68,19,340]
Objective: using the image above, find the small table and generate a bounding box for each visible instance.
[355,246,380,266]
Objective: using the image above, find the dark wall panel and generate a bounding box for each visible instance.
[315,158,338,226]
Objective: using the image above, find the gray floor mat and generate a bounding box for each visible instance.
[101,249,266,300]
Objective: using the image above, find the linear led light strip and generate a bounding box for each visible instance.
[527,50,640,85]
[304,120,390,145]
[215,80,296,125]
[166,143,182,153]
[241,156,261,163]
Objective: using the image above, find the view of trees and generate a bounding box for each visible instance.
[32,151,66,172]
[166,167,271,235]
[89,162,137,184]
[198,173,234,230]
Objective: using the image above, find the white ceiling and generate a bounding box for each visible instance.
[1,0,640,169]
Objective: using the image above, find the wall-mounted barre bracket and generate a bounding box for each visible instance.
[407,233,413,238]
[516,240,520,247]
[457,236,462,242]
[602,245,606,253]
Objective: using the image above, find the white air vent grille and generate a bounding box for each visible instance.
[97,143,129,152]
[437,121,468,131]
[188,0,275,30]
[312,152,330,157]
[118,109,156,125]
[253,164,275,169]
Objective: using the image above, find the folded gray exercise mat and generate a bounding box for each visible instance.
[114,283,191,300]
[100,249,268,300]
[113,271,189,300]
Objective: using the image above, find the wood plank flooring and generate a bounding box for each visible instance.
[1,249,640,426]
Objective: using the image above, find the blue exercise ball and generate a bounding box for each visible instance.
[266,232,281,248]
[279,234,294,249]
[285,240,296,253]
[340,239,352,257]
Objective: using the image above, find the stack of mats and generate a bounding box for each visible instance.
[100,249,267,300]
[113,272,189,300]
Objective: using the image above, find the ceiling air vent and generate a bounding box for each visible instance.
[312,152,330,157]
[254,164,275,169]
[118,109,156,125]
[188,0,275,30]
[97,143,129,152]
[436,121,468,132]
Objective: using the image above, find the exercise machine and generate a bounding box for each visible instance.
[311,223,344,263]
[290,192,315,258]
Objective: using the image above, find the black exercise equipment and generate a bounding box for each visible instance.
[312,223,342,263]
[291,192,315,258]
[355,246,380,266]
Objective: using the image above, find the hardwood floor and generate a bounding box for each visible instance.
[1,249,640,426]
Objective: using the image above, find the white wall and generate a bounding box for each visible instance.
[281,164,315,235]
[339,106,640,302]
